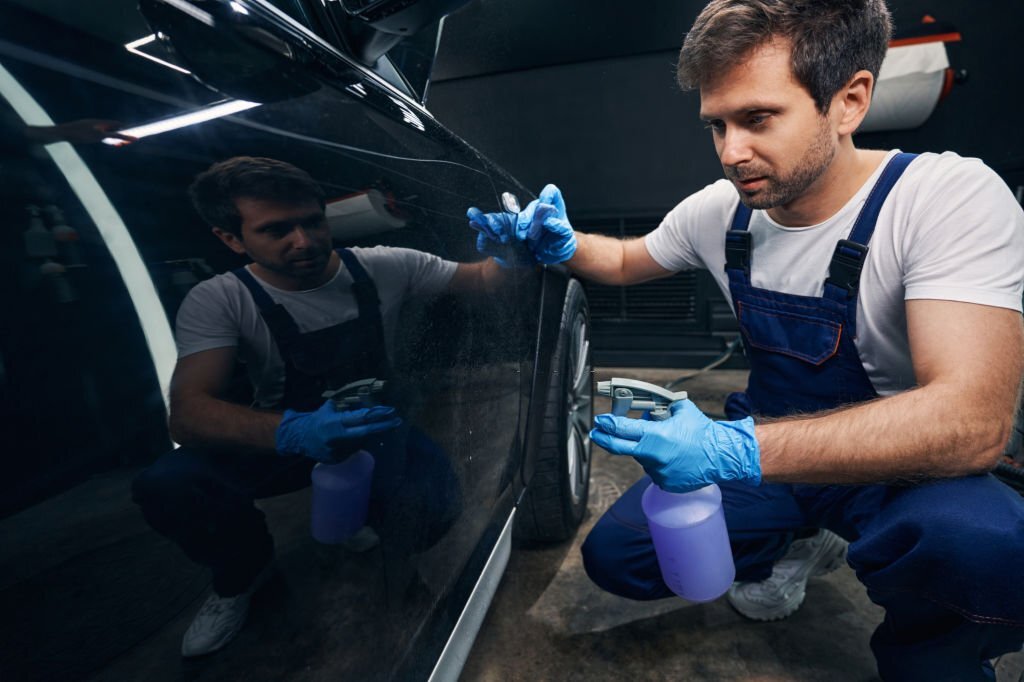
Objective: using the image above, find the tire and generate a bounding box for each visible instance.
[515,279,593,543]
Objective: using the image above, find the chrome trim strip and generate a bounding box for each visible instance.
[428,509,515,682]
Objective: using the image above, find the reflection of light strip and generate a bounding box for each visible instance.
[0,63,176,417]
[125,34,191,75]
[388,95,425,132]
[161,0,215,27]
[103,99,260,145]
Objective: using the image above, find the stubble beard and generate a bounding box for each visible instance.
[730,116,836,210]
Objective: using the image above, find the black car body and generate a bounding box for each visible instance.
[0,1,591,678]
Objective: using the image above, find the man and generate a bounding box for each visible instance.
[133,156,497,658]
[468,1,1024,678]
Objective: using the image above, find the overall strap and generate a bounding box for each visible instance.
[231,266,302,348]
[725,202,754,276]
[336,248,382,321]
[824,152,918,298]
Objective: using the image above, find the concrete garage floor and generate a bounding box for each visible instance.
[461,368,1024,682]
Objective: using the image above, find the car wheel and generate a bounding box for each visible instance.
[515,279,592,542]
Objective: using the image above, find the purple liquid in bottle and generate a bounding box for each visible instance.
[641,482,735,602]
[311,450,374,544]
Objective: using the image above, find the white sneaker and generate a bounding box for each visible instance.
[727,529,848,622]
[180,561,275,657]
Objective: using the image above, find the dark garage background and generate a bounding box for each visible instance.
[427,0,1024,367]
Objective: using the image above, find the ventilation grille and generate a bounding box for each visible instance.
[580,217,699,323]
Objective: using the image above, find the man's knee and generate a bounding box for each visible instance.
[132,462,192,526]
[131,451,213,523]
[580,525,626,596]
[580,517,671,601]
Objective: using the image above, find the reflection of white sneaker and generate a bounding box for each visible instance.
[727,530,848,622]
[340,525,380,553]
[180,561,274,658]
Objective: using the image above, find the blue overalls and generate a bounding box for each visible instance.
[581,154,1024,680]
[133,249,460,596]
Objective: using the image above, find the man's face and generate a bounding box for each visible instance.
[220,196,333,285]
[699,39,837,210]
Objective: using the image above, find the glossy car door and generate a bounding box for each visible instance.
[0,1,535,678]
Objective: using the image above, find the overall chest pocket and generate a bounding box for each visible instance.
[738,300,842,366]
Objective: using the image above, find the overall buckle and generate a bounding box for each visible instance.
[826,239,869,296]
[725,230,752,273]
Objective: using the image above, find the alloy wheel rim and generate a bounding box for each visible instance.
[566,312,592,505]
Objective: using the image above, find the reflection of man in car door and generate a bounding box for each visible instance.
[132,156,498,658]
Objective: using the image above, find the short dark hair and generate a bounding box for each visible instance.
[188,156,325,235]
[677,0,892,112]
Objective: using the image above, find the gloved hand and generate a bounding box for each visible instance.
[276,400,402,463]
[466,183,577,265]
[590,400,761,493]
[514,184,577,264]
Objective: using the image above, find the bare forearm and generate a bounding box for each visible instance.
[567,233,650,285]
[449,258,506,293]
[755,384,1013,484]
[169,395,282,454]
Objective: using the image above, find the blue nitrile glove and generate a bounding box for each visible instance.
[590,400,761,493]
[466,206,533,267]
[275,400,402,463]
[514,184,577,264]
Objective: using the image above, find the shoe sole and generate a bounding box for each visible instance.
[729,584,807,622]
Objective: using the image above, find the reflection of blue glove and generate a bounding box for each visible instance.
[466,207,533,267]
[590,400,761,493]
[276,400,402,463]
[515,184,577,264]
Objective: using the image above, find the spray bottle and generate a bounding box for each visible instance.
[597,378,735,602]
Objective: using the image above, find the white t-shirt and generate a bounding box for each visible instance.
[175,246,458,407]
[645,150,1024,397]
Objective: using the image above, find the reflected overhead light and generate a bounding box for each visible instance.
[0,63,176,418]
[161,0,215,26]
[388,95,425,131]
[103,99,261,145]
[125,34,192,75]
[230,1,250,14]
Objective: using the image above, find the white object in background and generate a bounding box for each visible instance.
[859,42,950,133]
[45,205,82,266]
[326,189,407,240]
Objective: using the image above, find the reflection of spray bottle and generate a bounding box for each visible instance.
[39,259,77,304]
[24,205,76,303]
[308,378,387,544]
[44,205,82,266]
[310,451,375,544]
[598,378,736,602]
[23,205,56,258]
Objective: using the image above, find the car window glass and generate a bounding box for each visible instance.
[386,19,442,103]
